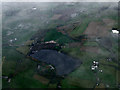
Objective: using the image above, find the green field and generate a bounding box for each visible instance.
[44,29,74,44]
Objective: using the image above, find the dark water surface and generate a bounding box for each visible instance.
[30,49,82,76]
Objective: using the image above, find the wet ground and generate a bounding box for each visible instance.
[30,49,82,76]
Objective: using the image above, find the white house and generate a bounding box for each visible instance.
[112,30,119,34]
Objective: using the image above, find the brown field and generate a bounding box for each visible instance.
[65,77,96,88]
[82,19,115,54]
[24,40,34,45]
[16,46,30,55]
[68,42,82,48]
[84,19,115,38]
[95,83,105,89]
[80,46,101,54]
[33,74,49,84]
[102,18,115,27]
[57,25,70,34]
[51,14,62,20]
[57,22,81,35]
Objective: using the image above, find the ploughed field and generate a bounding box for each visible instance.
[30,49,82,76]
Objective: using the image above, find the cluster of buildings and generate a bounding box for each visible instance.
[91,61,99,71]
[91,60,102,72]
[112,29,119,34]
[45,40,57,44]
[9,38,17,43]
[111,28,119,37]
[29,40,61,55]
